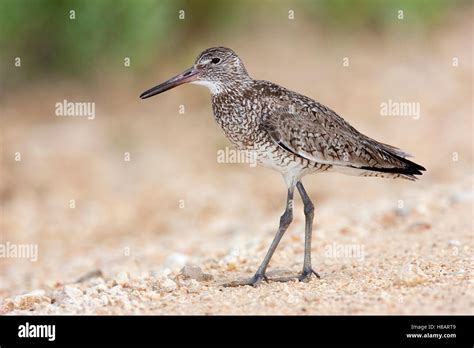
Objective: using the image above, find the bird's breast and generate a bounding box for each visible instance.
[211,96,263,150]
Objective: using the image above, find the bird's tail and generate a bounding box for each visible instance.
[358,152,426,181]
[331,139,426,181]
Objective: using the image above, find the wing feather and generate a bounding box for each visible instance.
[262,107,424,175]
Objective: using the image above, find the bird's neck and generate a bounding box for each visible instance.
[192,77,254,96]
[211,79,258,121]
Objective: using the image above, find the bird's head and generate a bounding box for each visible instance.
[140,47,251,99]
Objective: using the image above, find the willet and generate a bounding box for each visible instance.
[140,47,425,287]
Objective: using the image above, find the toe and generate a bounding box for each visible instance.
[223,274,266,287]
[299,268,321,281]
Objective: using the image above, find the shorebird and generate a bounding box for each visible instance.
[140,47,425,287]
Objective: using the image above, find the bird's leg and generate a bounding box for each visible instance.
[296,181,320,281]
[224,186,294,287]
[268,181,320,284]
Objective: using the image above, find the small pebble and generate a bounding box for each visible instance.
[180,264,213,281]
[448,239,461,247]
[64,285,83,299]
[407,222,431,233]
[115,271,130,286]
[396,263,427,286]
[160,278,177,291]
[9,290,51,310]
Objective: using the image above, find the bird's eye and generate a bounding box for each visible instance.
[211,57,221,64]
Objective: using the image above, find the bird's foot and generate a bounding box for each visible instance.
[223,273,268,287]
[298,267,321,282]
[222,268,320,287]
[270,268,321,283]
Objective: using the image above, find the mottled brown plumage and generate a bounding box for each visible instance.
[140,47,426,287]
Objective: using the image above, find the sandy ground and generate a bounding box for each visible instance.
[1,177,472,315]
[0,13,473,314]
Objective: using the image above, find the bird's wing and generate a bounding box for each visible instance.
[262,106,424,174]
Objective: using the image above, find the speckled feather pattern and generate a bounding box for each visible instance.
[211,79,424,184]
[186,47,424,185]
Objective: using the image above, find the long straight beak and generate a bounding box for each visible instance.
[140,66,199,99]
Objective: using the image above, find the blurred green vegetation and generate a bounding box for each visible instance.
[0,0,469,86]
[311,0,455,30]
